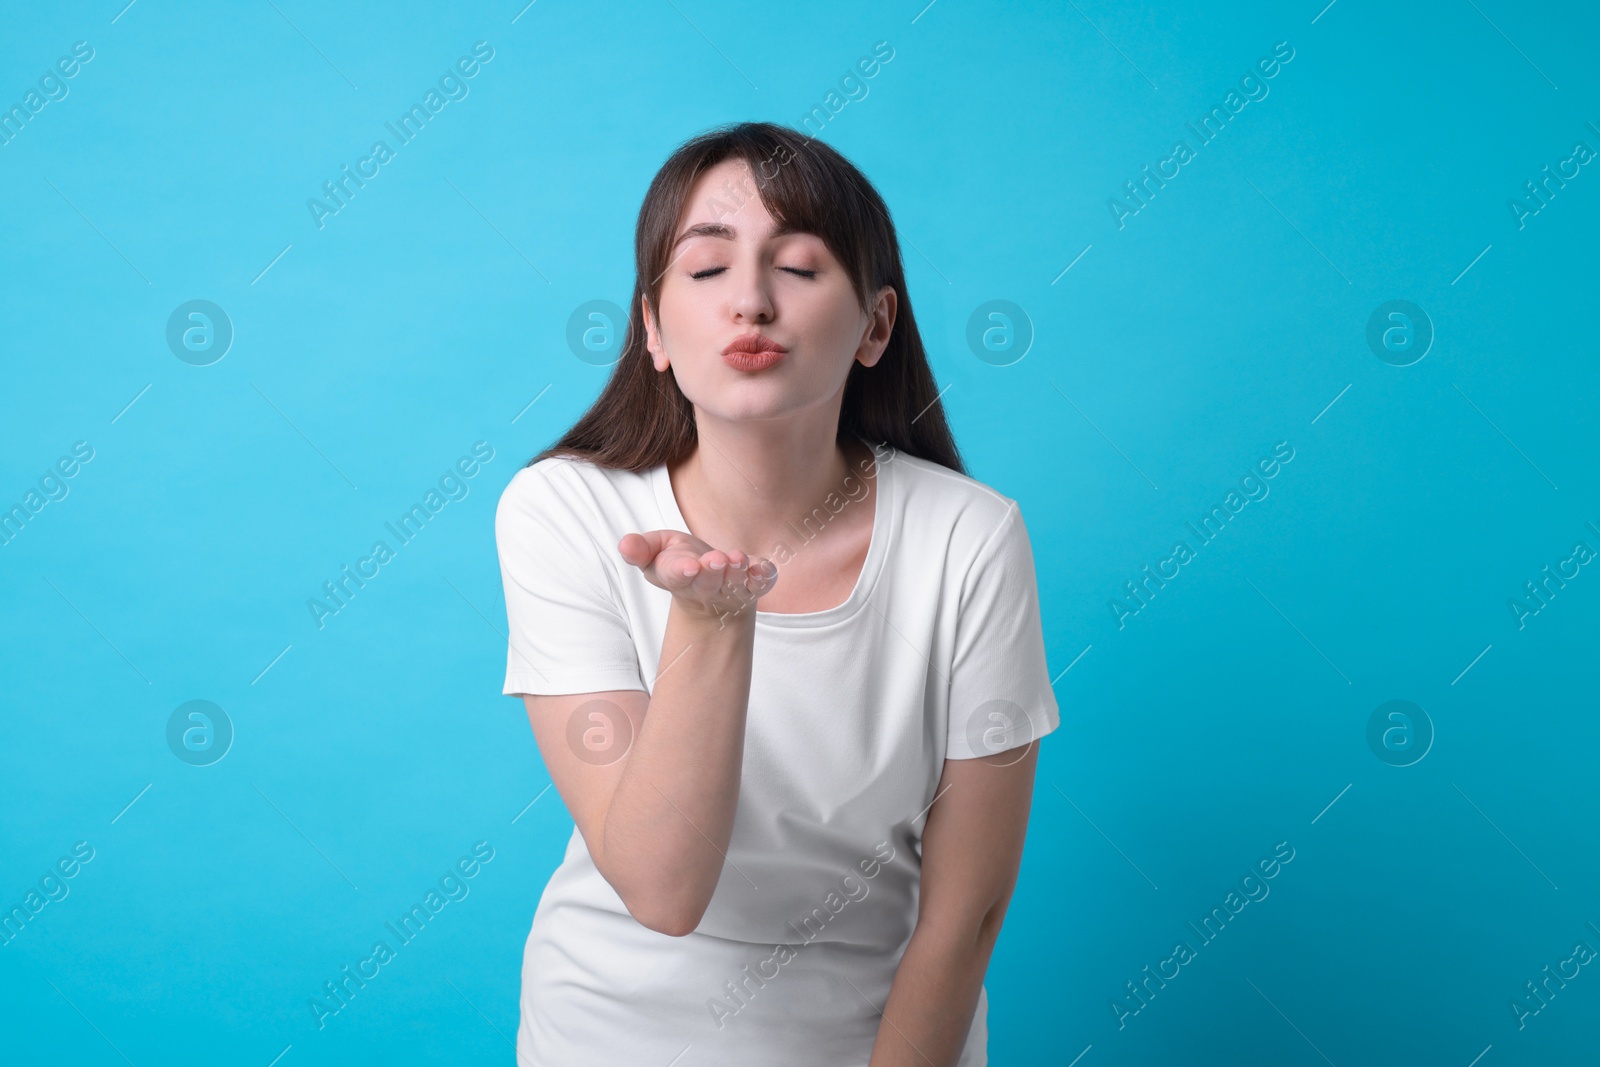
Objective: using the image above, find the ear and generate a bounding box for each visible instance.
[855,285,898,369]
[642,294,669,372]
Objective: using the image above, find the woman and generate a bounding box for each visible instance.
[494,121,1059,1066]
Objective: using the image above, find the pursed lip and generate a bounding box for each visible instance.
[722,333,788,356]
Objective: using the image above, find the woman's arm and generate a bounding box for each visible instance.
[521,538,774,937]
[867,744,1041,1066]
[523,599,754,936]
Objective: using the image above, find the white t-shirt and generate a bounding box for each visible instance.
[494,438,1060,1067]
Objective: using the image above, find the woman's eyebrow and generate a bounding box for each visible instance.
[671,220,808,248]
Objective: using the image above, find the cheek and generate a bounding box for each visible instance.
[654,300,721,395]
[800,288,870,365]
[656,287,711,350]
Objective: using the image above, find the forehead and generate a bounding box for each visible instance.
[685,156,759,204]
[676,158,796,238]
[675,168,825,247]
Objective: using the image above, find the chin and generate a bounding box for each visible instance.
[699,392,811,424]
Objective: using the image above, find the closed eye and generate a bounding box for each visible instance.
[689,266,818,280]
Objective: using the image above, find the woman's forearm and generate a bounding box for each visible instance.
[869,915,1002,1067]
[597,599,756,935]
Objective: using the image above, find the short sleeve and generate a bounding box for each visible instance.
[944,502,1061,759]
[494,461,647,697]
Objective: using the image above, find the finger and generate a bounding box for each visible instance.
[639,547,695,594]
[733,571,765,606]
[739,560,776,599]
[720,554,758,602]
[728,558,752,598]
[669,555,696,585]
[688,553,727,599]
[618,531,665,568]
[698,550,729,597]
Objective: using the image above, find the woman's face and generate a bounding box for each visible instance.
[642,157,895,427]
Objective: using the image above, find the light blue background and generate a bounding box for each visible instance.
[3,1,1597,1064]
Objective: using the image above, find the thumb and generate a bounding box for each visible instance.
[617,530,670,569]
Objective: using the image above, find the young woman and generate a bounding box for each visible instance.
[494,122,1059,1067]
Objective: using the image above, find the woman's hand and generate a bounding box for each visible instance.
[617,530,778,622]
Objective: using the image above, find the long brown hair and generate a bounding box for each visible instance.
[529,121,965,475]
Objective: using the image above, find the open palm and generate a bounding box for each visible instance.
[617,530,778,621]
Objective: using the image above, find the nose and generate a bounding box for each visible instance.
[729,256,775,324]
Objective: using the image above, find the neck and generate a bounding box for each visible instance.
[670,415,871,556]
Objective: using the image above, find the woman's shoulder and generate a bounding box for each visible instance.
[496,452,647,531]
[885,452,1042,596]
[885,449,1022,537]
